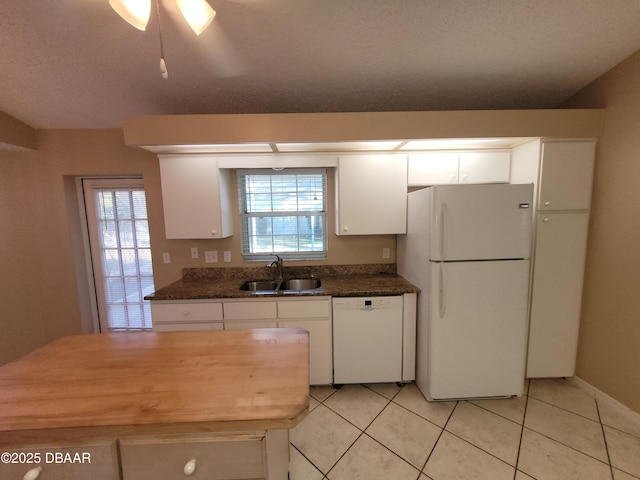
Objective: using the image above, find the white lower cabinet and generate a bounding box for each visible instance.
[278,299,333,385]
[151,297,332,385]
[151,301,223,332]
[526,212,590,378]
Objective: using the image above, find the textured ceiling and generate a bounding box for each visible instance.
[1,0,640,129]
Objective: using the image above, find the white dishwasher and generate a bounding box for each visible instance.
[332,296,404,384]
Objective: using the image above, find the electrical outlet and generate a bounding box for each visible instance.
[191,247,199,259]
[382,247,390,259]
[223,251,231,263]
[162,252,171,264]
[205,251,218,263]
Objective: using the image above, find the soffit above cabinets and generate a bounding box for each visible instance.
[141,137,536,155]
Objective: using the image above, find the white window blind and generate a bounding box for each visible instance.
[88,184,155,330]
[238,169,327,260]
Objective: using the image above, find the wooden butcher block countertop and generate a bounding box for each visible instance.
[0,329,309,443]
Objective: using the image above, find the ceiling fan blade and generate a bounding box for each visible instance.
[109,0,151,30]
[160,0,249,78]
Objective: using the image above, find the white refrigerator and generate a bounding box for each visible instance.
[398,184,533,400]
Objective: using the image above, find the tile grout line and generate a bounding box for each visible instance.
[321,384,398,478]
[418,399,460,476]
[513,379,532,479]
[595,399,616,480]
[524,382,615,468]
[289,442,326,479]
[528,394,603,423]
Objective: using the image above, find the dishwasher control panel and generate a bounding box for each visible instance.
[332,296,403,310]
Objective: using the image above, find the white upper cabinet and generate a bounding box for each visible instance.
[159,154,233,239]
[458,151,511,184]
[408,152,459,185]
[538,141,596,211]
[408,151,511,186]
[335,154,408,235]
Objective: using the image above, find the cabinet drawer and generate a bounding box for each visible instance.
[223,302,277,320]
[119,433,266,480]
[278,299,330,319]
[151,302,223,323]
[153,322,223,332]
[0,443,117,480]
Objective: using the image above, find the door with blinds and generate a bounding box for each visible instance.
[83,178,155,331]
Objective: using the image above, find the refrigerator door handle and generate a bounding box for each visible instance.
[441,202,449,260]
[439,263,447,318]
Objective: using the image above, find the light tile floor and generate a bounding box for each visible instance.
[289,379,640,480]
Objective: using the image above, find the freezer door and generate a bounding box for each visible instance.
[426,260,530,400]
[430,184,533,261]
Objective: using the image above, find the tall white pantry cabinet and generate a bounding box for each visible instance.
[511,139,597,378]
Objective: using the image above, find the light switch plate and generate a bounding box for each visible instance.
[223,251,231,262]
[162,252,171,264]
[382,247,390,259]
[205,251,218,263]
[191,247,199,259]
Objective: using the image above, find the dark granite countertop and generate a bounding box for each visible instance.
[146,264,419,301]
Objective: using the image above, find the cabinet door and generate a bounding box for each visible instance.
[279,319,332,385]
[527,212,590,378]
[159,155,233,239]
[407,152,459,186]
[538,141,596,211]
[458,151,511,184]
[336,154,407,235]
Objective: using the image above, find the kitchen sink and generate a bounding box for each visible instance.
[239,278,322,293]
[281,278,322,290]
[239,280,281,292]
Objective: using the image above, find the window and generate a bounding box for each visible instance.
[238,169,327,260]
[83,178,155,331]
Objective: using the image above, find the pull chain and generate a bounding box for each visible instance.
[156,0,168,79]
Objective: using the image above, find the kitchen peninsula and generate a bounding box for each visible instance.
[0,329,309,480]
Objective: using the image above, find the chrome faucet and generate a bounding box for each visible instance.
[266,255,284,281]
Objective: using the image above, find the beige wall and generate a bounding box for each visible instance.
[1,108,614,411]
[0,129,394,366]
[562,51,640,412]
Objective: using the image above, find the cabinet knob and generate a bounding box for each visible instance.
[182,311,190,317]
[211,230,216,236]
[450,176,457,183]
[543,217,550,223]
[23,467,42,480]
[461,175,468,182]
[343,227,348,232]
[544,201,550,206]
[183,458,197,476]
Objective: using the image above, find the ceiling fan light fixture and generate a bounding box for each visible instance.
[109,0,151,31]
[176,0,216,35]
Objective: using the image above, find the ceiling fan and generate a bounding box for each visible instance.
[109,0,218,79]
